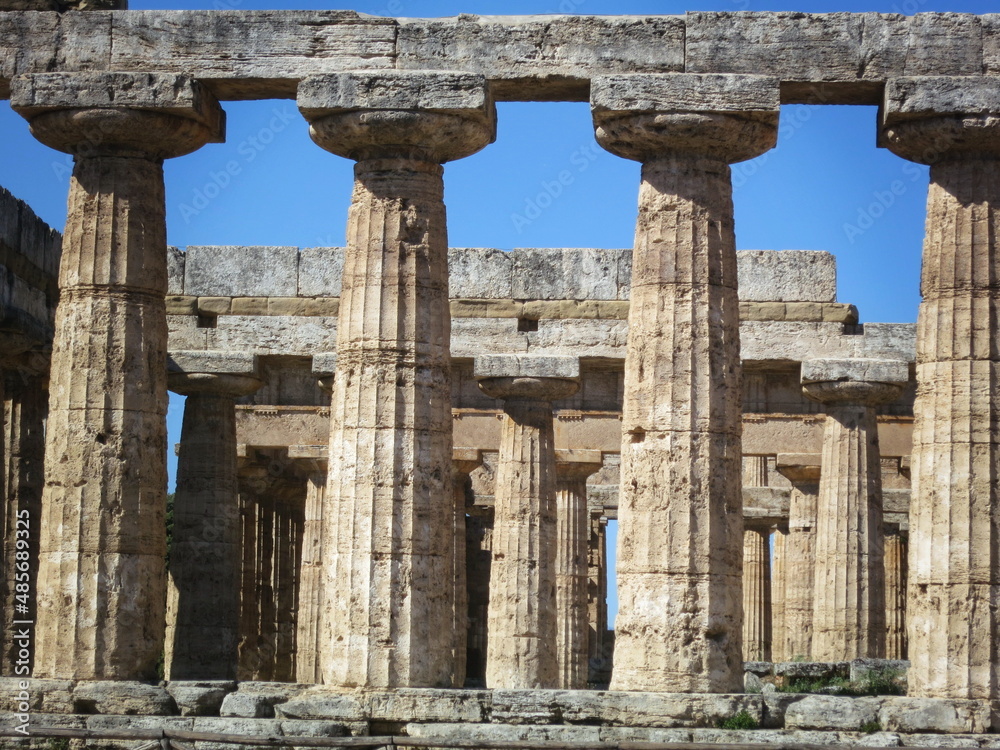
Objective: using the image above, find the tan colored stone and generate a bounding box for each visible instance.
[770,527,788,663]
[885,528,908,661]
[230,297,269,316]
[757,301,787,320]
[197,296,231,316]
[267,297,309,316]
[167,295,198,316]
[10,72,223,680]
[784,301,824,322]
[452,448,483,689]
[593,73,779,693]
[296,471,327,684]
[451,299,522,318]
[304,298,340,317]
[743,455,768,487]
[742,525,772,662]
[823,303,859,324]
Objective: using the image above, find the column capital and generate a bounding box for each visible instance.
[880,77,1000,164]
[475,355,580,402]
[591,73,780,164]
[801,358,908,408]
[11,72,225,159]
[555,449,604,480]
[775,453,822,484]
[167,351,262,398]
[298,71,496,163]
[453,447,483,477]
[312,352,337,394]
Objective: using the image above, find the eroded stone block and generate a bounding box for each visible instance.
[449,248,513,299]
[474,354,580,379]
[737,250,837,303]
[184,246,299,298]
[298,247,344,298]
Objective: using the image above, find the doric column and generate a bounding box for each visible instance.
[475,355,580,689]
[743,455,768,487]
[11,72,224,680]
[587,513,610,683]
[165,352,262,680]
[1,357,48,676]
[742,523,771,662]
[554,448,603,689]
[884,524,908,661]
[592,73,779,692]
[298,71,495,688]
[802,358,907,662]
[770,526,788,663]
[776,453,822,661]
[881,76,1000,699]
[452,447,483,689]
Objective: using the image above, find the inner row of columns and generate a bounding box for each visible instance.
[8,69,998,699]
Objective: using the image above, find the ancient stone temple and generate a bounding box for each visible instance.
[0,5,998,748]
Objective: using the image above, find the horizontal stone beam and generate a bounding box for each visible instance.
[167,350,259,376]
[0,11,995,103]
[474,354,580,380]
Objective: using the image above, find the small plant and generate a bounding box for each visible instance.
[854,668,905,696]
[860,720,882,734]
[717,710,759,730]
[45,740,70,750]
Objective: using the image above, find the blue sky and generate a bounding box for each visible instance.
[1,0,991,623]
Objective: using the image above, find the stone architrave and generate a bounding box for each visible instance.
[475,355,580,690]
[742,522,772,662]
[165,352,262,681]
[11,72,224,680]
[452,447,483,689]
[885,524,908,661]
[802,358,908,662]
[776,453,822,661]
[592,72,780,692]
[770,526,788,663]
[554,448,604,690]
[881,76,1000,700]
[298,71,496,688]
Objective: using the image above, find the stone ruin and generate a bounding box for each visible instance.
[0,5,998,749]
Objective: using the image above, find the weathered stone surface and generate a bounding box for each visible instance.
[883,76,1000,122]
[167,246,184,296]
[184,246,299,298]
[801,358,911,387]
[775,661,851,679]
[298,246,344,298]
[737,250,836,303]
[784,695,883,731]
[511,248,627,301]
[0,678,74,713]
[449,247,512,299]
[474,354,580,380]
[166,681,236,717]
[167,350,258,376]
[219,683,304,719]
[879,697,993,734]
[777,454,821,661]
[72,681,176,716]
[743,527,772,662]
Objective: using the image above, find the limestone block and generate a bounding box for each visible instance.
[801,358,910,386]
[167,350,258,376]
[592,72,781,114]
[10,71,224,137]
[167,246,185,295]
[449,247,513,299]
[273,690,366,721]
[986,15,1000,75]
[510,248,627,301]
[0,678,74,713]
[406,722,602,743]
[878,698,994,734]
[903,735,983,748]
[267,297,309,316]
[396,14,684,99]
[206,315,340,354]
[197,296,231,315]
[883,76,1000,125]
[775,661,851,679]
[366,689,488,723]
[783,695,883,731]
[220,684,303,719]
[166,681,236,717]
[849,658,910,683]
[85,715,193,731]
[230,297,269,316]
[737,250,837,303]
[298,246,344,298]
[474,354,580,380]
[598,727,693,743]
[11,713,85,729]
[311,352,338,377]
[279,720,348,737]
[72,681,177,716]
[298,70,492,120]
[108,11,396,99]
[191,716,283,736]
[184,246,298,298]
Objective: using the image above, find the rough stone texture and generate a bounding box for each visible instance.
[477,372,579,689]
[184,246,299,298]
[777,453,822,661]
[299,77,496,689]
[881,91,1000,701]
[72,681,176,716]
[884,530,908,662]
[803,364,907,662]
[597,75,779,693]
[451,449,482,689]
[737,250,836,303]
[784,694,882,731]
[165,364,262,681]
[511,248,627,301]
[298,246,344,298]
[295,470,326,685]
[11,73,224,681]
[474,354,580,380]
[771,528,788,663]
[742,526,772,662]
[553,450,603,690]
[165,681,235,717]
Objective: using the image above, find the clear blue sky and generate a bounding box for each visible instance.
[0,0,991,623]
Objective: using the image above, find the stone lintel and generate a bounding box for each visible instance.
[743,486,790,524]
[738,250,837,303]
[287,444,327,461]
[591,72,780,117]
[453,447,483,465]
[10,71,224,140]
[474,354,580,380]
[554,448,603,466]
[311,352,338,378]
[801,358,909,387]
[882,76,1000,125]
[775,452,822,483]
[297,70,493,122]
[168,350,259,377]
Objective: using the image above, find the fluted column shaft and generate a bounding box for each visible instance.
[881,77,1000,698]
[592,73,779,692]
[296,469,326,684]
[742,526,771,662]
[452,449,483,688]
[885,527,908,660]
[777,457,822,661]
[770,527,788,663]
[11,73,223,679]
[554,454,602,689]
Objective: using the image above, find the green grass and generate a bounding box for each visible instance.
[777,669,905,696]
[717,710,760,730]
[860,720,883,734]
